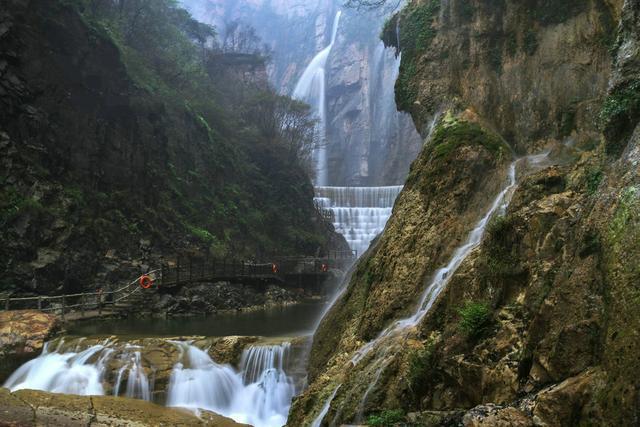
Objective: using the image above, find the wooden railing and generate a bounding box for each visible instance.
[0,270,160,320]
[0,253,357,319]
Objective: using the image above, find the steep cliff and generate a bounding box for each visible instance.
[0,0,341,297]
[292,0,640,425]
[181,0,422,185]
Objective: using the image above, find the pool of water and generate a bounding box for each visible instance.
[67,300,329,337]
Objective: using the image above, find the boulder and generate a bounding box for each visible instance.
[0,310,60,382]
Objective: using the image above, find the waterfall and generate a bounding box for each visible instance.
[292,10,342,186]
[310,385,340,427]
[315,185,403,256]
[167,342,295,427]
[113,345,151,401]
[308,161,520,423]
[3,342,112,396]
[351,161,518,364]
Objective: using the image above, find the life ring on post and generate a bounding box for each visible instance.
[271,263,279,274]
[139,275,154,289]
[321,263,329,272]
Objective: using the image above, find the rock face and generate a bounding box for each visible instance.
[181,0,423,185]
[0,0,342,299]
[0,310,60,382]
[0,388,246,426]
[291,0,640,425]
[150,282,299,317]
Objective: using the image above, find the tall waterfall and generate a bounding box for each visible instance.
[292,10,342,186]
[315,185,403,256]
[167,342,295,427]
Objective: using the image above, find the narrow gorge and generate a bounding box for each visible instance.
[1,0,640,426]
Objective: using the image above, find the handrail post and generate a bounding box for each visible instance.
[61,295,65,321]
[38,296,42,311]
[176,256,181,285]
[81,294,85,318]
[5,297,9,311]
[98,292,102,316]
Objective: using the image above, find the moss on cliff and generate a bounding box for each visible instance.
[428,115,510,160]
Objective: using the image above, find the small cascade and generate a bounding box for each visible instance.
[292,10,342,186]
[3,342,111,396]
[167,342,295,427]
[315,185,403,256]
[310,385,340,427]
[350,161,518,365]
[113,345,152,401]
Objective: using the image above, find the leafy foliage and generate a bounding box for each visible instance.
[366,409,406,426]
[458,301,492,338]
[50,0,327,257]
[429,114,509,159]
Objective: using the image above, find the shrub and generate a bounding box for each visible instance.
[458,301,492,338]
[407,336,437,398]
[586,168,604,195]
[429,115,509,159]
[366,409,406,426]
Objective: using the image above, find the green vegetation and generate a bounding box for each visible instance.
[366,409,406,426]
[523,30,538,55]
[586,168,604,195]
[600,80,640,155]
[49,0,326,257]
[457,301,492,338]
[391,0,440,110]
[429,114,510,159]
[0,185,46,227]
[407,335,437,398]
[483,215,521,279]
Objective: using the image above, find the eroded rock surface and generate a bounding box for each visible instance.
[0,310,60,382]
[0,388,246,426]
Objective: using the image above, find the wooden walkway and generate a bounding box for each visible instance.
[1,252,356,321]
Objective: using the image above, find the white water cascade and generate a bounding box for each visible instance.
[3,341,113,396]
[351,161,518,365]
[113,345,151,401]
[167,342,295,427]
[292,10,342,186]
[315,185,403,256]
[310,160,521,423]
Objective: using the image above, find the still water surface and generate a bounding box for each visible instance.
[68,300,328,337]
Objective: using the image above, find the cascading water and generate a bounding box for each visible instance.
[351,161,518,365]
[315,185,403,256]
[113,345,152,401]
[310,160,523,423]
[3,341,112,396]
[167,342,295,427]
[292,10,342,186]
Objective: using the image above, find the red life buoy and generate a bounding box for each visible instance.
[271,263,279,274]
[139,275,153,289]
[321,264,329,272]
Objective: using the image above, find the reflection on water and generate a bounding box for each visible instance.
[68,300,329,337]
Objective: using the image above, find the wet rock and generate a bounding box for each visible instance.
[0,388,246,426]
[0,310,60,382]
[462,404,533,427]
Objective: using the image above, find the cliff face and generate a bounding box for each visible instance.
[182,0,422,185]
[0,0,341,297]
[292,0,640,425]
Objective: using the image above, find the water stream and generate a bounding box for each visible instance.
[4,338,297,427]
[292,10,342,186]
[315,186,403,256]
[310,159,522,423]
